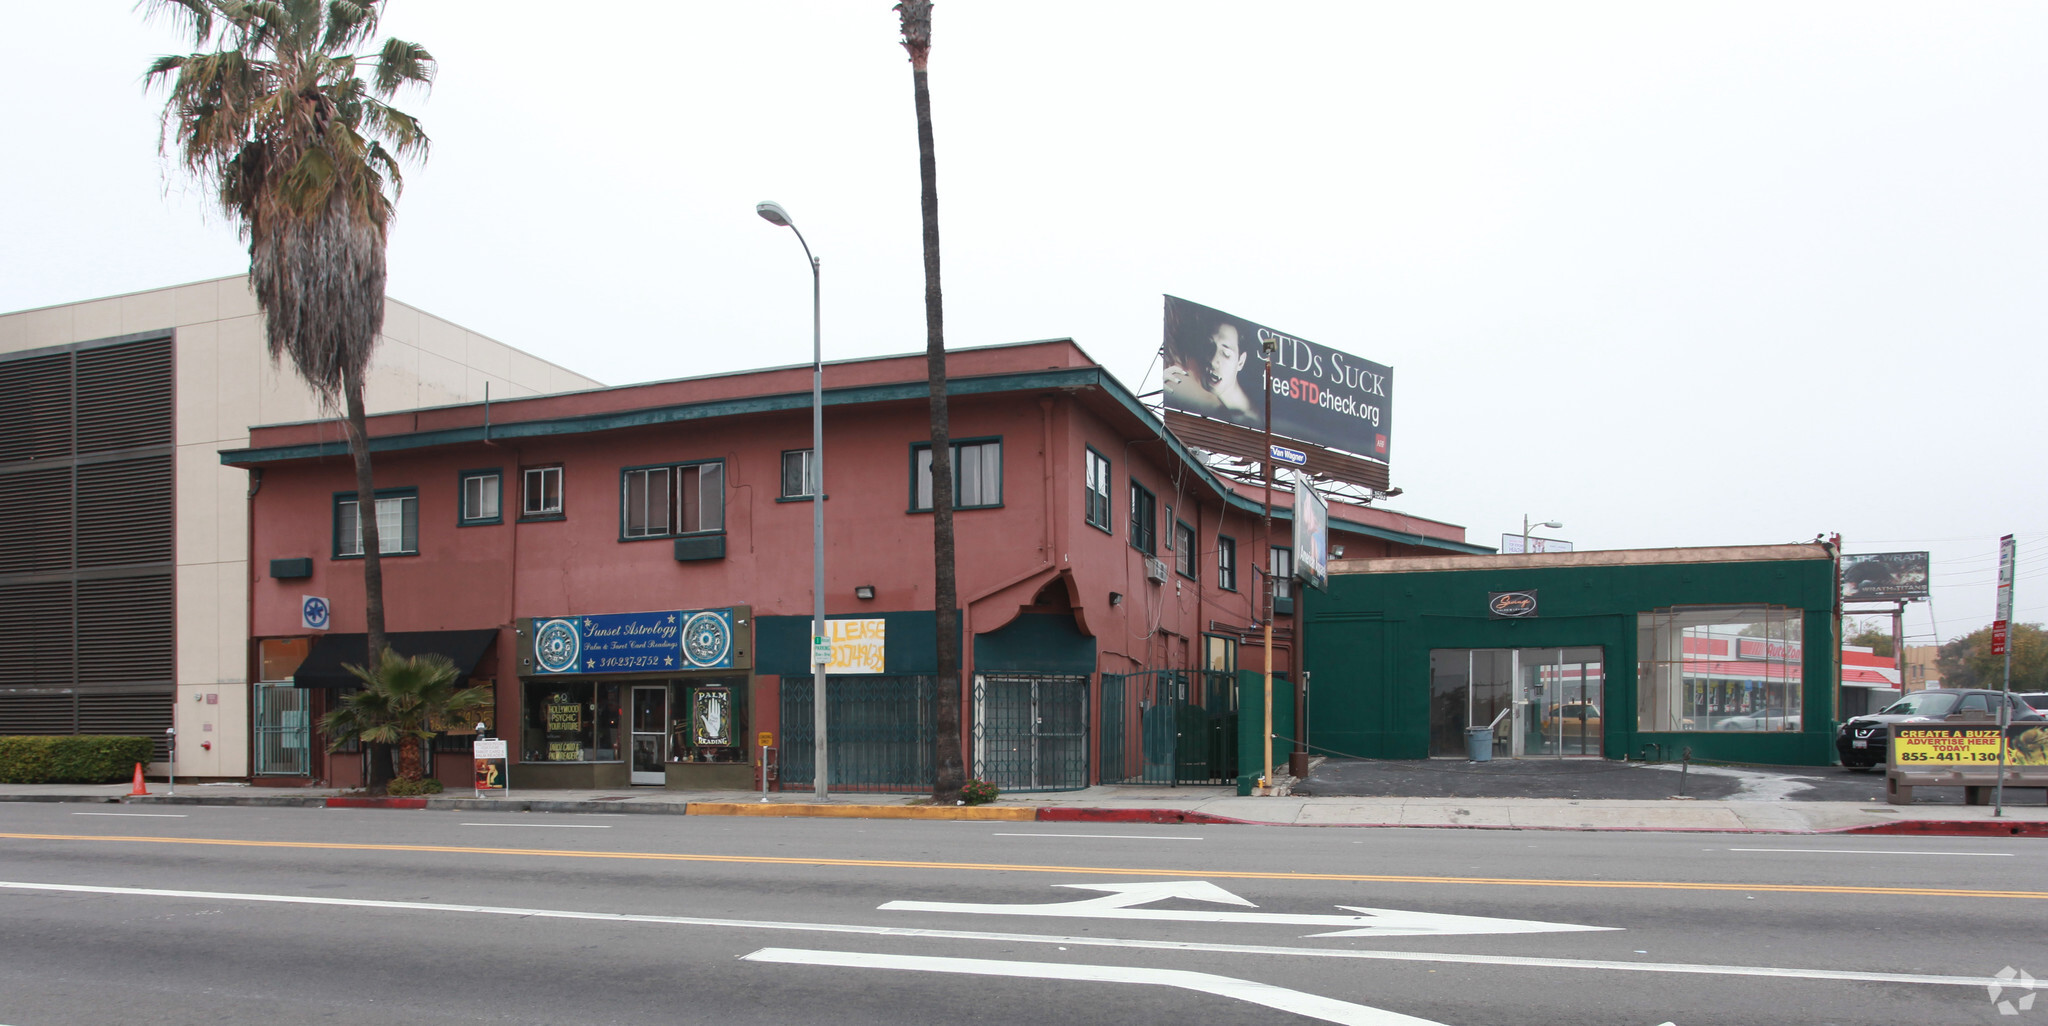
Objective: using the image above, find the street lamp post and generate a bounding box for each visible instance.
[1522,516,1562,555]
[757,201,828,801]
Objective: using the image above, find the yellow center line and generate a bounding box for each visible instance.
[4,832,2043,900]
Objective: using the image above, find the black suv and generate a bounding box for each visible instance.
[1836,689,2045,769]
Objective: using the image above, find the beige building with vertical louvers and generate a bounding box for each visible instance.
[0,275,599,778]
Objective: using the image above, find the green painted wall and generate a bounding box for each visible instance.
[1301,555,1839,766]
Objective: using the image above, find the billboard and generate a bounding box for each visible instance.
[1839,552,1930,602]
[1161,296,1393,462]
[1500,534,1573,554]
[1293,476,1329,591]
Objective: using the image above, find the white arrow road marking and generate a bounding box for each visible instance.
[881,879,1618,938]
[741,947,1452,1026]
[0,880,2006,990]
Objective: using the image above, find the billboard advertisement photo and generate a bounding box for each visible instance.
[1839,552,1930,602]
[1161,296,1393,462]
[1293,476,1330,592]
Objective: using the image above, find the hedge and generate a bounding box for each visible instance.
[0,735,157,784]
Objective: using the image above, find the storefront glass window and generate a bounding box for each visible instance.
[523,681,622,761]
[1636,605,1803,732]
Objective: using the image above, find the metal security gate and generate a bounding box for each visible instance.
[1099,669,1237,785]
[973,673,1089,792]
[252,683,311,776]
[779,675,935,793]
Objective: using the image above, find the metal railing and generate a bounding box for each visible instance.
[974,673,1090,792]
[1099,669,1239,785]
[779,675,936,793]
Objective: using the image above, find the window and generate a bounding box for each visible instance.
[334,489,418,557]
[522,465,563,519]
[523,681,621,762]
[1128,481,1156,554]
[1270,546,1293,601]
[1217,535,1237,591]
[1636,605,1804,733]
[781,449,817,499]
[1174,521,1197,578]
[1084,448,1112,531]
[912,438,1002,511]
[622,461,725,540]
[459,470,501,525]
[1204,634,1237,673]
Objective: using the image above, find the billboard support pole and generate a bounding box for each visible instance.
[1260,336,1275,794]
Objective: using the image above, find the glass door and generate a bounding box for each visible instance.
[1522,647,1605,757]
[630,685,666,784]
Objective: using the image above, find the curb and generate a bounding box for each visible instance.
[1840,819,2048,838]
[1038,807,1251,826]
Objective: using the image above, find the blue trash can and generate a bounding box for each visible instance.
[1466,726,1494,762]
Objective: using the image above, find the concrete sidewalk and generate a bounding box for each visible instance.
[3,779,2045,836]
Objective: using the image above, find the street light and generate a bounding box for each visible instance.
[1522,516,1563,555]
[757,200,828,801]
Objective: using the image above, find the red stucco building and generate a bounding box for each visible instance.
[225,339,1479,791]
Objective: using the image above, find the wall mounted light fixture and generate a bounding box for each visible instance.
[854,585,876,600]
[1109,591,1124,606]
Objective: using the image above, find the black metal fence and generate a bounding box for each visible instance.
[779,675,936,793]
[1099,669,1239,785]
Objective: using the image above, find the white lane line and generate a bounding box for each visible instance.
[992,833,1201,841]
[459,823,612,829]
[1726,848,2013,857]
[0,879,2009,990]
[71,813,187,818]
[744,947,1447,1026]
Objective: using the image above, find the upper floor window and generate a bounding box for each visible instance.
[1270,546,1293,601]
[459,470,501,525]
[335,489,418,558]
[1174,521,1197,578]
[1128,481,1157,555]
[912,438,1002,511]
[1084,447,1112,531]
[622,460,725,540]
[1217,535,1237,591]
[522,465,563,519]
[781,449,818,499]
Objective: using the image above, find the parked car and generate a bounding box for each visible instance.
[1715,713,1801,731]
[2017,692,2048,714]
[1541,702,1601,741]
[1836,689,2045,769]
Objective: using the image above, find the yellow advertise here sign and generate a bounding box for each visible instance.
[1892,726,2008,766]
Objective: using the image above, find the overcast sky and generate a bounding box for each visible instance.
[6,2,2043,644]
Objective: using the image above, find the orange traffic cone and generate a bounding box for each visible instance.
[128,762,149,796]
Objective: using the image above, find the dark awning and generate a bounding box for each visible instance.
[291,630,500,689]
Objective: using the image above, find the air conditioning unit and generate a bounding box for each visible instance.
[1144,556,1169,584]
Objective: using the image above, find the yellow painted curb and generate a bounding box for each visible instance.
[686,802,1034,821]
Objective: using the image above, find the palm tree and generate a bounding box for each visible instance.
[320,648,489,784]
[896,1,965,802]
[145,0,435,665]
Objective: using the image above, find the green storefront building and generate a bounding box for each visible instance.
[1301,543,1841,766]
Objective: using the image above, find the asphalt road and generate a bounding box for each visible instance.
[1298,757,2048,805]
[1,802,2042,1025]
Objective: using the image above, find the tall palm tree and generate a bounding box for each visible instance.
[896,1,964,802]
[145,0,434,666]
[320,649,490,783]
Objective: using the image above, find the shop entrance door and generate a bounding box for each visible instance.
[1518,647,1605,757]
[1432,647,1605,758]
[630,685,666,785]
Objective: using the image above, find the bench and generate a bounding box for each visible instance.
[1886,765,2048,805]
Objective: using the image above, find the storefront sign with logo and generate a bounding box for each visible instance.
[531,608,738,674]
[1488,591,1539,619]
